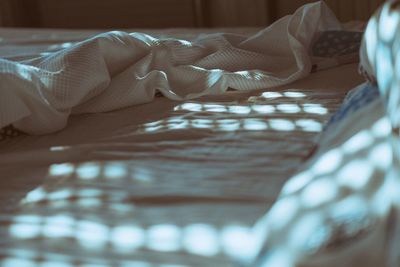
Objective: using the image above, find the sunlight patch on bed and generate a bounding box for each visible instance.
[371,117,391,137]
[268,119,296,131]
[166,90,332,135]
[9,221,41,239]
[277,104,302,114]
[104,163,128,179]
[50,146,71,152]
[342,130,374,154]
[77,188,103,199]
[302,103,328,115]
[49,163,75,176]
[183,224,219,256]
[251,104,275,114]
[249,90,309,103]
[301,178,338,208]
[243,119,268,131]
[311,149,343,176]
[174,103,203,112]
[146,224,182,252]
[77,198,104,208]
[282,172,314,195]
[283,92,306,98]
[203,104,228,113]
[228,105,252,115]
[23,187,48,203]
[267,196,300,231]
[141,116,324,133]
[42,215,75,238]
[76,220,110,249]
[176,102,281,115]
[76,163,101,180]
[295,119,323,132]
[217,119,241,131]
[48,42,74,50]
[337,160,374,190]
[220,225,257,261]
[261,92,283,99]
[7,211,256,265]
[111,225,145,251]
[47,188,74,201]
[368,142,392,170]
[191,119,214,129]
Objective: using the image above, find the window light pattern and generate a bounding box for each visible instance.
[251,114,400,267]
[0,87,350,267]
[137,89,341,135]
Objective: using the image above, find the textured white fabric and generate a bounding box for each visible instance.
[0,65,360,267]
[0,1,340,134]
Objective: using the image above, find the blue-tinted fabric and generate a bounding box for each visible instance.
[324,83,380,131]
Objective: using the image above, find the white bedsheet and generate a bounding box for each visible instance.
[0,62,364,267]
[0,1,341,135]
[0,2,377,267]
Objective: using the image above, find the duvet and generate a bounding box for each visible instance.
[0,2,341,135]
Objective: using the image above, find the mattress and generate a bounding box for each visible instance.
[0,26,366,267]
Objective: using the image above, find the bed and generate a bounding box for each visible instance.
[0,2,398,267]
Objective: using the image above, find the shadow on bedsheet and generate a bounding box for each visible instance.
[0,158,266,267]
[0,65,359,266]
[0,86,341,163]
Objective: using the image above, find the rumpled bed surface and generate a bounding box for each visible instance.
[0,2,341,135]
[2,1,398,267]
[0,65,358,267]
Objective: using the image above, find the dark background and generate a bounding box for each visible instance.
[0,0,385,29]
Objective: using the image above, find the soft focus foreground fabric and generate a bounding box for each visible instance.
[360,0,400,129]
[251,82,400,267]
[0,1,341,135]
[250,2,400,266]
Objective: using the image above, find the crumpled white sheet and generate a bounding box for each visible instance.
[0,1,341,135]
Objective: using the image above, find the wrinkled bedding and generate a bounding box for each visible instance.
[0,62,363,266]
[2,1,396,267]
[0,2,342,135]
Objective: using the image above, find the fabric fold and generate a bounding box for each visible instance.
[0,1,341,134]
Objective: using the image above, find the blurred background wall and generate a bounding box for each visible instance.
[0,0,386,29]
